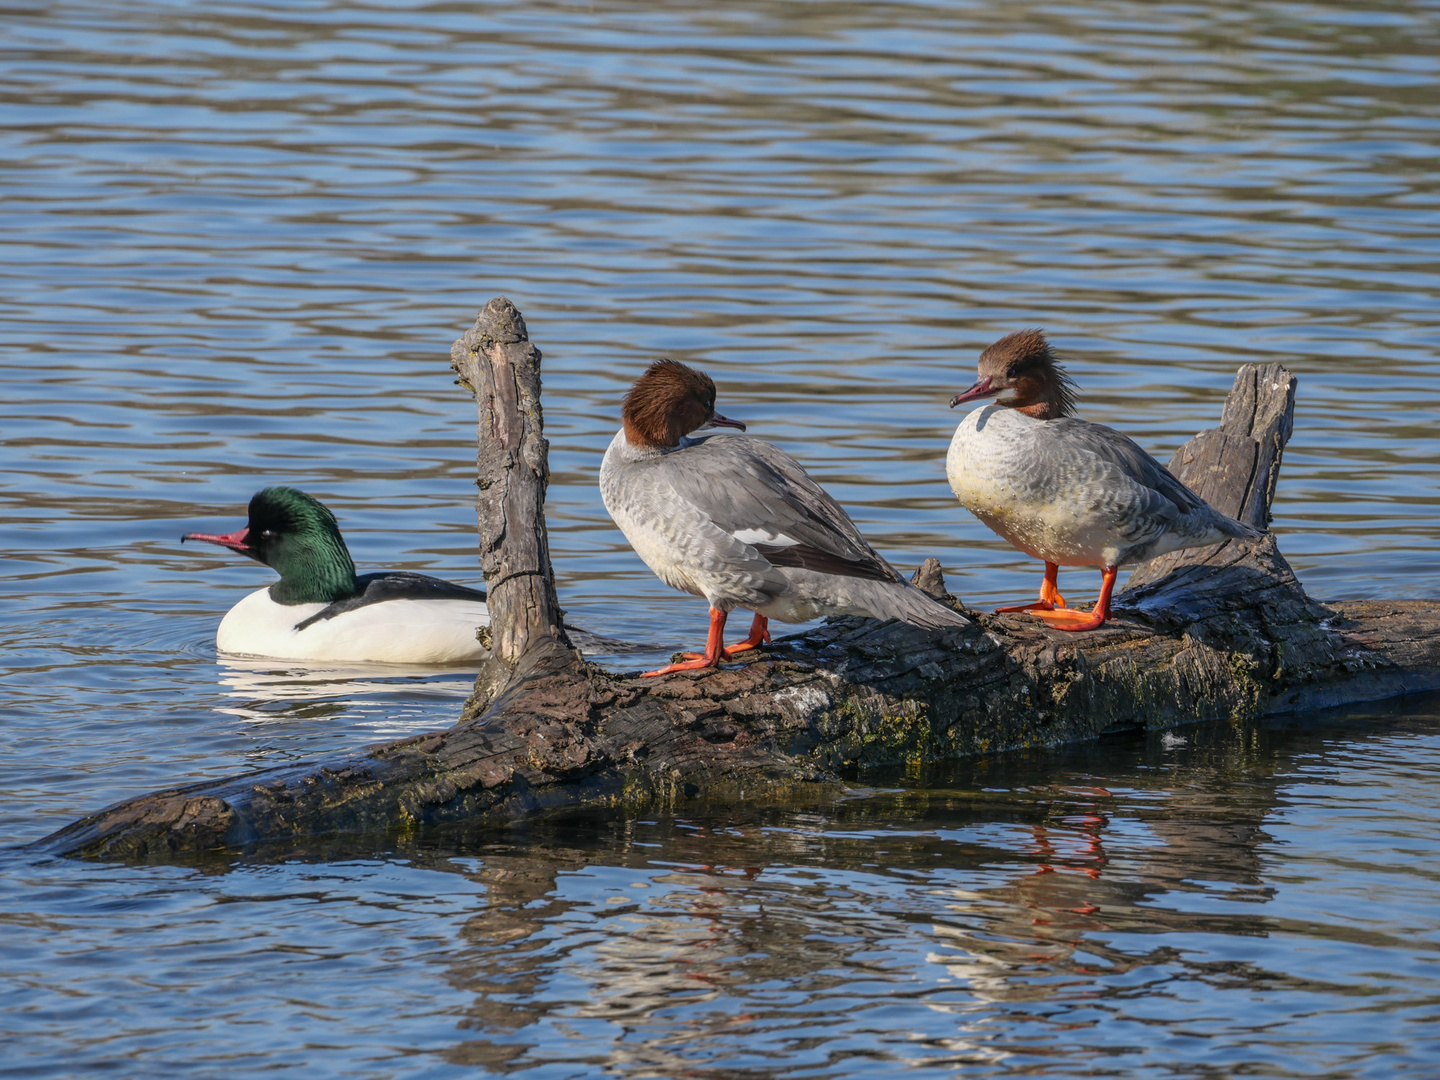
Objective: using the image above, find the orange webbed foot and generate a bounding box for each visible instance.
[719,613,770,658]
[996,564,1067,614]
[662,612,770,673]
[644,655,723,677]
[1031,606,1108,631]
[1030,570,1114,632]
[995,599,1062,614]
[656,607,733,675]
[679,641,762,661]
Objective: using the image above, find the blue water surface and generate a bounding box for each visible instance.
[2,1,1439,1075]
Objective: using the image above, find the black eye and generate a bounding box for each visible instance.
[260,529,276,539]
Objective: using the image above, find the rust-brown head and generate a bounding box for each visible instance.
[948,329,1078,421]
[622,358,746,448]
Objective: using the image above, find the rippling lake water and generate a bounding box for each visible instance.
[3,1,1439,1075]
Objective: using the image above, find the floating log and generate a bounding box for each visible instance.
[38,299,1440,859]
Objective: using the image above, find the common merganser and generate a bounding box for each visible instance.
[600,359,968,676]
[946,330,1261,631]
[182,486,491,664]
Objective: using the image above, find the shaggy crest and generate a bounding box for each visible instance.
[976,329,1079,420]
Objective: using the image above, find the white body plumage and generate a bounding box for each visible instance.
[216,587,490,665]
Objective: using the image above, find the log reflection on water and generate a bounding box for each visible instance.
[420,715,1312,1071]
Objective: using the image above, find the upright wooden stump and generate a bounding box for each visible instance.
[449,298,578,708]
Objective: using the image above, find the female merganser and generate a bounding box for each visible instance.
[601,359,967,676]
[946,330,1261,631]
[182,486,491,664]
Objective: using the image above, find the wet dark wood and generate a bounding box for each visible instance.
[37,304,1440,860]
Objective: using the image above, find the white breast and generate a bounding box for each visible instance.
[947,407,1034,517]
[946,406,1125,568]
[215,588,490,665]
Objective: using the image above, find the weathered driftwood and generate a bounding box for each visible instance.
[451,298,582,706]
[38,300,1440,860]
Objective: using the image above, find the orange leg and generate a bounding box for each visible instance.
[681,611,770,660]
[1032,565,1117,631]
[995,562,1067,614]
[645,607,728,677]
[722,612,770,657]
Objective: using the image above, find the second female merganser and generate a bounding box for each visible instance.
[946,330,1261,631]
[183,487,491,664]
[600,359,968,676]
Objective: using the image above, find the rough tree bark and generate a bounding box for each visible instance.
[37,301,1440,860]
[451,297,582,707]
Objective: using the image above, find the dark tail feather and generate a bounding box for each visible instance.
[868,581,970,629]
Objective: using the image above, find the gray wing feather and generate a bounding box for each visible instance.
[1037,419,1192,548]
[664,434,901,583]
[1047,418,1205,516]
[1039,417,1258,550]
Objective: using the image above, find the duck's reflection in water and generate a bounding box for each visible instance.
[212,655,475,736]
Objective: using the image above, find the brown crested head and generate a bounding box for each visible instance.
[949,329,1078,420]
[622,358,746,448]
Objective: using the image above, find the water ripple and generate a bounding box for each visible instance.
[4,1,1440,1075]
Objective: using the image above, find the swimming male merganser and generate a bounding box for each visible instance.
[182,486,491,664]
[601,359,968,676]
[946,330,1261,631]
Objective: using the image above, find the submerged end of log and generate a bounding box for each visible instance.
[36,308,1440,862]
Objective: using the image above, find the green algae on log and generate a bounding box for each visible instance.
[37,299,1440,860]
